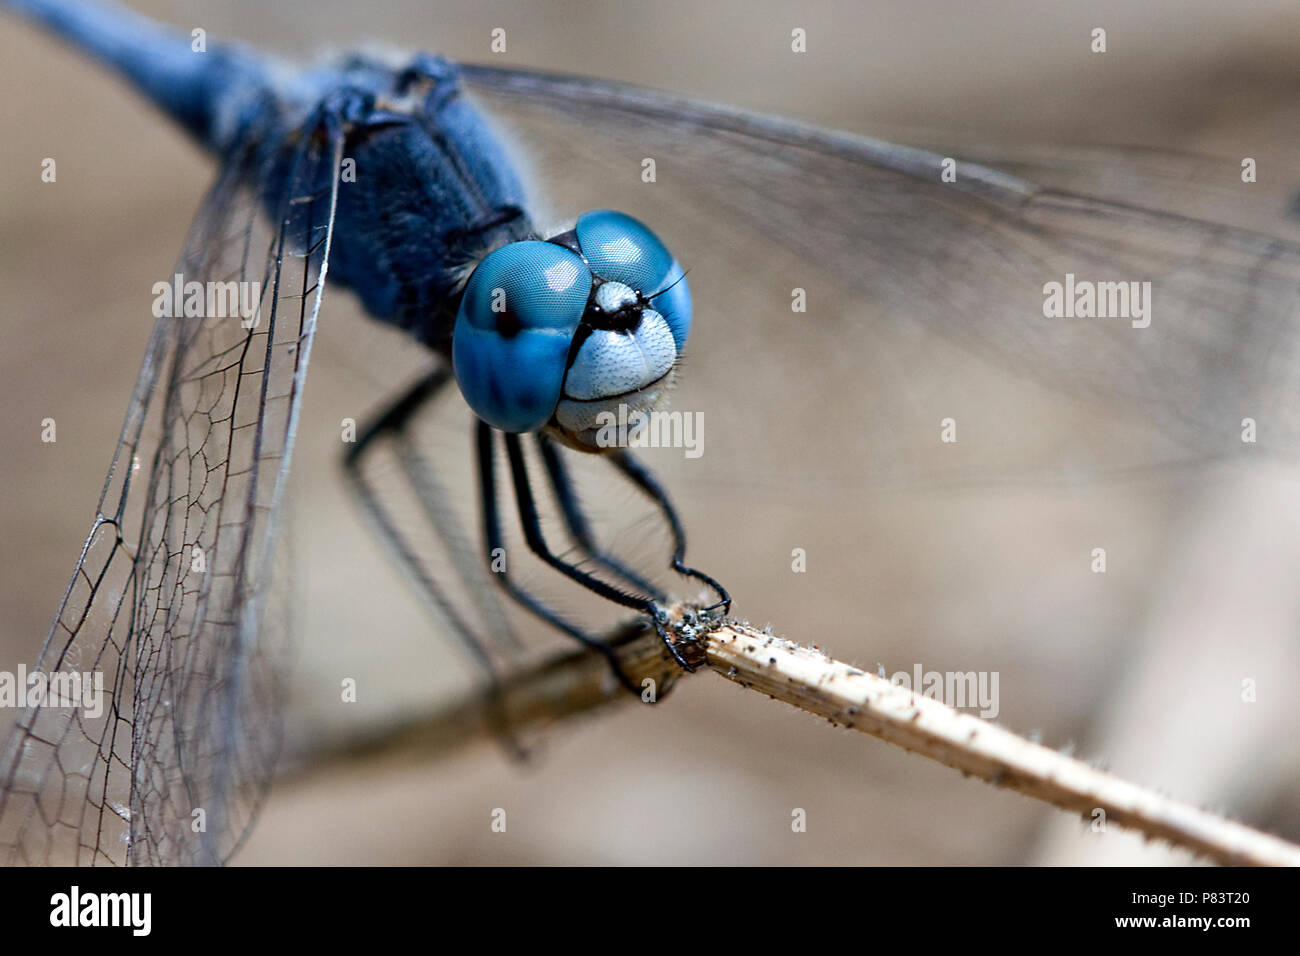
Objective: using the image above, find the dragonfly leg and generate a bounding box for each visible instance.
[534,434,667,602]
[502,433,660,614]
[478,423,660,691]
[506,430,711,674]
[608,450,732,620]
[344,367,528,758]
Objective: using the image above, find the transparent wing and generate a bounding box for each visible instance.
[0,115,343,866]
[461,67,1300,498]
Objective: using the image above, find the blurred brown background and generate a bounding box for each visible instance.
[3,0,1300,865]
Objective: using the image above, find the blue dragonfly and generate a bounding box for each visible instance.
[2,0,734,866]
[4,0,1300,866]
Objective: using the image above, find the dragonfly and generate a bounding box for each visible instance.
[3,0,1300,866]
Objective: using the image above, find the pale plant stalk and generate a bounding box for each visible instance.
[289,619,1300,867]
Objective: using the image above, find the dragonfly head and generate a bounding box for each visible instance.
[452,210,691,452]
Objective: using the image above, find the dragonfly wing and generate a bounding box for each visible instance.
[0,114,344,866]
[461,66,1300,490]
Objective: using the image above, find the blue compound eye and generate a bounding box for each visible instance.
[453,240,592,432]
[575,210,691,350]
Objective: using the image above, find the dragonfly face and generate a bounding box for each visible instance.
[453,209,691,450]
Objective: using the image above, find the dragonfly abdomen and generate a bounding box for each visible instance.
[7,0,276,154]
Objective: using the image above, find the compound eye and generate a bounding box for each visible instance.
[575,210,691,350]
[453,240,591,432]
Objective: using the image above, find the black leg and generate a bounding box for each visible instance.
[495,431,705,673]
[348,374,730,702]
[504,434,657,613]
[344,366,526,756]
[534,434,666,602]
[344,367,492,660]
[476,423,643,692]
[608,450,731,618]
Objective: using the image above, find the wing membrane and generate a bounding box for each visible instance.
[461,67,1300,494]
[0,115,342,865]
